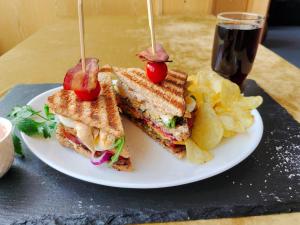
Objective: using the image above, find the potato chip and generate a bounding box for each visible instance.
[187,76,204,107]
[223,130,236,138]
[185,138,213,164]
[187,69,263,164]
[217,106,254,133]
[192,102,224,150]
[198,71,223,93]
[187,75,199,92]
[191,90,204,107]
[219,79,241,107]
[236,96,263,110]
[197,72,222,107]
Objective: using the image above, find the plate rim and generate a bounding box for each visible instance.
[21,87,264,189]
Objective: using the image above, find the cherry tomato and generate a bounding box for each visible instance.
[74,81,101,101]
[146,61,168,84]
[63,71,73,90]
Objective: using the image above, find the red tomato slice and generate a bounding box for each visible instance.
[146,61,168,84]
[63,71,73,90]
[74,81,101,101]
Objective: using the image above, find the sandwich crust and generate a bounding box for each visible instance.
[48,73,123,138]
[49,72,132,171]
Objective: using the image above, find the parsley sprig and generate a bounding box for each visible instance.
[7,104,57,157]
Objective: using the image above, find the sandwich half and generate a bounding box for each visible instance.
[100,65,197,159]
[48,72,132,171]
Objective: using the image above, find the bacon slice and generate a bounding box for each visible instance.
[137,43,170,62]
[66,58,99,91]
[62,129,89,150]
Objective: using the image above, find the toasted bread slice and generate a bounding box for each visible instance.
[48,73,123,138]
[56,123,132,171]
[100,65,188,117]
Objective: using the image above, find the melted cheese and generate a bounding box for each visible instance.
[186,96,197,112]
[56,115,77,129]
[94,136,114,151]
[56,115,115,152]
[56,115,94,152]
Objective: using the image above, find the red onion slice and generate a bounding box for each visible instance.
[91,151,113,166]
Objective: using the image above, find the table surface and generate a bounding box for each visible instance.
[0,15,299,225]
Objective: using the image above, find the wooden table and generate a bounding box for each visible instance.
[0,15,299,225]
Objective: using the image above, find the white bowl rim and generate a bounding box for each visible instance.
[0,117,12,142]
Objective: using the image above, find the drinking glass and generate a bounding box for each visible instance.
[211,12,265,88]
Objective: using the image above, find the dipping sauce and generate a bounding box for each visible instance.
[0,123,7,140]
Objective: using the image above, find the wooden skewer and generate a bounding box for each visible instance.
[147,0,156,56]
[78,0,86,72]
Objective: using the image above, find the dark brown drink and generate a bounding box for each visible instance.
[212,24,261,87]
[211,12,264,88]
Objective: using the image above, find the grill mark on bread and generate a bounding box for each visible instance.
[164,77,184,86]
[99,67,112,72]
[165,72,186,85]
[75,98,83,115]
[168,70,188,81]
[99,65,114,73]
[47,74,124,137]
[59,90,70,110]
[132,69,145,78]
[90,100,99,121]
[102,83,119,131]
[120,70,185,112]
[160,82,182,95]
[161,78,184,95]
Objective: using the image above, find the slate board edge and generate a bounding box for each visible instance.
[11,202,300,225]
[1,81,299,225]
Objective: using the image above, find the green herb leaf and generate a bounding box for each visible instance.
[7,104,58,158]
[47,121,57,134]
[12,133,24,157]
[37,123,50,138]
[37,121,57,138]
[44,104,55,120]
[109,137,125,165]
[8,105,40,124]
[16,118,40,136]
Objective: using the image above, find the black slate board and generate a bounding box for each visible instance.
[0,80,299,225]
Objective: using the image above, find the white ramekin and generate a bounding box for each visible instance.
[0,117,14,178]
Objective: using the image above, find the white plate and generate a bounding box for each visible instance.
[22,87,263,189]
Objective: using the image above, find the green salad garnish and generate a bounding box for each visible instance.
[163,117,177,129]
[109,136,125,165]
